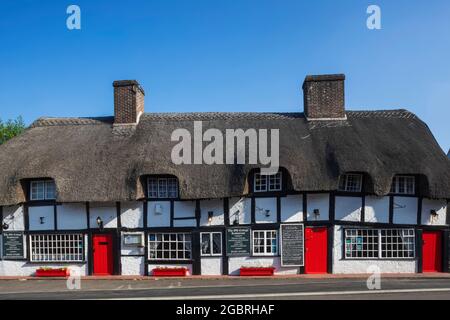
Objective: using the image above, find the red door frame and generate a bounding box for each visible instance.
[92,233,115,276]
[305,227,328,274]
[422,231,443,273]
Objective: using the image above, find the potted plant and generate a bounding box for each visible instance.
[35,267,70,278]
[152,267,188,277]
[239,265,275,276]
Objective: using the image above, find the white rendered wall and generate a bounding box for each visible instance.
[147,201,171,227]
[229,197,251,225]
[173,219,197,227]
[0,234,89,276]
[174,201,196,218]
[148,264,192,276]
[332,226,417,274]
[57,203,87,230]
[121,202,144,229]
[335,197,362,222]
[2,205,25,231]
[280,195,303,223]
[254,198,277,224]
[364,196,390,223]
[121,257,145,276]
[421,199,447,226]
[28,206,54,230]
[306,194,329,221]
[201,257,222,275]
[393,197,418,225]
[228,257,299,276]
[200,199,224,226]
[89,203,117,229]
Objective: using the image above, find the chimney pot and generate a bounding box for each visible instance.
[113,80,145,125]
[302,74,346,120]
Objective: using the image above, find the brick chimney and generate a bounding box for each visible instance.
[113,80,145,125]
[302,74,346,120]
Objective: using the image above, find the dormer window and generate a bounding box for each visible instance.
[254,172,282,193]
[148,177,178,199]
[30,180,56,201]
[390,176,415,195]
[338,174,363,193]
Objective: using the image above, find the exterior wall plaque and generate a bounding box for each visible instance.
[280,224,304,267]
[2,232,25,260]
[226,227,251,256]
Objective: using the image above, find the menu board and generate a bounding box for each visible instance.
[280,224,304,267]
[2,232,25,260]
[226,228,251,256]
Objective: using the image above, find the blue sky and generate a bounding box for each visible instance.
[0,0,449,152]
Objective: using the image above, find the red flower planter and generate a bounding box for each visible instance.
[35,268,70,278]
[240,267,275,277]
[152,268,188,277]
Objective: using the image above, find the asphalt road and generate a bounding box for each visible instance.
[1,277,450,300]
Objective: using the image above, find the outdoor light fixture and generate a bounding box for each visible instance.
[2,222,9,230]
[207,211,214,223]
[265,209,271,217]
[233,211,240,225]
[430,209,438,217]
[96,216,104,230]
[39,217,45,224]
[313,209,320,217]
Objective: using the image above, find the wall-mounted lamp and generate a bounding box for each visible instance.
[39,217,45,225]
[430,209,438,217]
[233,211,240,226]
[96,216,104,230]
[2,222,9,230]
[207,211,214,223]
[264,210,271,218]
[313,209,320,218]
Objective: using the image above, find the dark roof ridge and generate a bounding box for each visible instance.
[29,109,417,128]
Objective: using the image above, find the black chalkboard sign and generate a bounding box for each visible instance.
[2,232,25,260]
[280,224,304,267]
[226,228,251,256]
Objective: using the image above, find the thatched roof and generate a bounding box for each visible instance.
[0,109,449,205]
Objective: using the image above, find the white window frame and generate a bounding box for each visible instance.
[253,172,282,193]
[147,177,178,199]
[252,230,278,256]
[148,233,191,261]
[344,229,415,260]
[338,174,363,193]
[29,234,84,262]
[390,176,415,195]
[200,232,222,257]
[30,180,56,201]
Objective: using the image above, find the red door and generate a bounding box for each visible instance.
[305,227,328,274]
[422,231,442,273]
[93,234,114,276]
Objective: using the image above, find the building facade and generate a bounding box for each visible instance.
[0,75,449,276]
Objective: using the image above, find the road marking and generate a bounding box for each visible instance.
[112,288,450,300]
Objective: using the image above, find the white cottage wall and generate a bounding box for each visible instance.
[57,203,87,230]
[332,226,417,274]
[280,195,303,223]
[2,205,25,231]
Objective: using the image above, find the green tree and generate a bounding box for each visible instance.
[0,116,26,145]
